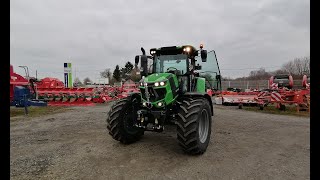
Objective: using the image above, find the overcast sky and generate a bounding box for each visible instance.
[10,0,309,82]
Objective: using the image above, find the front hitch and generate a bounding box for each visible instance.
[135,109,165,132]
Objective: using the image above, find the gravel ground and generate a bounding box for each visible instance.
[10,103,310,180]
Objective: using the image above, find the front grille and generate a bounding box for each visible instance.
[140,87,166,101]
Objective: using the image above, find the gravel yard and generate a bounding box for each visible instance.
[10,103,310,179]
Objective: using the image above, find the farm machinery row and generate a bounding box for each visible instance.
[217,74,310,112]
[10,64,140,107]
[36,84,139,106]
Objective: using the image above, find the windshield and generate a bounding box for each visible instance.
[153,54,188,74]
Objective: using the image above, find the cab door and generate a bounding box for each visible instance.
[196,50,222,91]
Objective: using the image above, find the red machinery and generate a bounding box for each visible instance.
[36,77,64,88]
[36,81,140,106]
[10,65,29,102]
[120,80,140,98]
[35,78,98,106]
[10,65,140,106]
[269,74,293,89]
[253,89,310,112]
[253,75,310,111]
[302,75,310,89]
[217,74,310,112]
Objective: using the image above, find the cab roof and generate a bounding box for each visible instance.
[150,45,198,56]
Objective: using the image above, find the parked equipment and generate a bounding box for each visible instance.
[11,86,47,107]
[106,44,222,155]
[269,74,293,89]
[10,65,47,107]
[302,75,310,89]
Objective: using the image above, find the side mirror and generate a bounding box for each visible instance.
[195,64,202,70]
[135,55,140,65]
[140,55,148,76]
[201,50,207,62]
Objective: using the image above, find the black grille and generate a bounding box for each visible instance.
[140,87,166,101]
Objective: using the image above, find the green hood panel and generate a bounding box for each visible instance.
[144,73,172,82]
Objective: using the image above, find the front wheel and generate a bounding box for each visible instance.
[106,96,144,144]
[176,97,212,155]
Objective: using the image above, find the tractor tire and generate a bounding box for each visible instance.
[106,97,144,144]
[176,97,212,155]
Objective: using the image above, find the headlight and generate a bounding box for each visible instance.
[157,102,164,107]
[142,102,146,106]
[183,47,191,52]
[140,82,143,86]
[154,81,166,87]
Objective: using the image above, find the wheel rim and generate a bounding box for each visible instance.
[199,109,209,143]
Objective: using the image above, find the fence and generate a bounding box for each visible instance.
[221,80,303,90]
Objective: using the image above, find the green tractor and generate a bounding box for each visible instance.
[106,44,221,155]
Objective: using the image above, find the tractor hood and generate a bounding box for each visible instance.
[143,73,172,83]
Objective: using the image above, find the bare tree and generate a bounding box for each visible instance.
[281,56,310,78]
[281,61,295,75]
[301,56,310,75]
[294,58,304,76]
[100,68,112,80]
[73,77,83,87]
[248,68,271,80]
[129,67,141,82]
[83,77,92,85]
[271,69,288,76]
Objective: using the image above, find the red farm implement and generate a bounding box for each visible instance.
[254,89,310,112]
[216,74,310,113]
[10,65,141,106]
[36,81,141,106]
[219,89,260,107]
[37,87,97,106]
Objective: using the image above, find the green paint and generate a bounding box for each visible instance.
[195,77,206,93]
[143,73,172,82]
[68,73,72,87]
[139,73,179,107]
[68,63,72,88]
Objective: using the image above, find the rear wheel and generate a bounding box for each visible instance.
[176,97,212,155]
[106,96,144,144]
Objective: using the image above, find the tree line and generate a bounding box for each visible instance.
[222,56,310,81]
[75,55,310,85]
[74,61,141,86]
